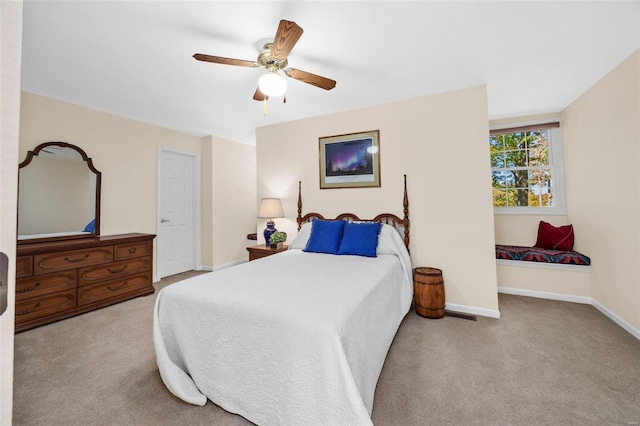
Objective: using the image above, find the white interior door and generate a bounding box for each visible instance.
[158,149,197,278]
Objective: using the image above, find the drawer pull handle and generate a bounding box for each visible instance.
[107,265,127,274]
[18,302,41,315]
[64,254,90,263]
[107,282,127,291]
[128,248,137,254]
[19,282,41,292]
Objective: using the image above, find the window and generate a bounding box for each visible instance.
[489,121,565,215]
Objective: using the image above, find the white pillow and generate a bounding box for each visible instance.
[377,223,405,254]
[288,222,313,250]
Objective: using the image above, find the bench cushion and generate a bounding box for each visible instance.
[496,244,591,266]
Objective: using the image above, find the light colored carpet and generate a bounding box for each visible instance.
[13,271,640,425]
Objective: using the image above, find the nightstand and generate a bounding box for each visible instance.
[246,244,289,261]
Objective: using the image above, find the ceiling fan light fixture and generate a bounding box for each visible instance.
[258,71,287,97]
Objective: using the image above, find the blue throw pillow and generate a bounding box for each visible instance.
[83,219,95,233]
[303,220,345,254]
[337,222,382,257]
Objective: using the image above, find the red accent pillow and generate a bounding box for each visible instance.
[534,221,574,251]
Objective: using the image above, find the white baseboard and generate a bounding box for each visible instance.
[211,259,247,271]
[499,286,640,341]
[445,302,501,319]
[197,259,246,273]
[498,286,592,305]
[592,299,640,341]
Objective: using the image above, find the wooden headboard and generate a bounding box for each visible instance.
[296,175,410,250]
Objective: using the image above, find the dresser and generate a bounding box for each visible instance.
[15,233,155,332]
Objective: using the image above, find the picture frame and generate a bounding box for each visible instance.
[319,130,381,189]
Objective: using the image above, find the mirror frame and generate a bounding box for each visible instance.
[17,141,102,245]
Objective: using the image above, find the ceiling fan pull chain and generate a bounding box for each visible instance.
[263,99,267,116]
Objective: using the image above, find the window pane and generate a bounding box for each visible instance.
[529,187,552,206]
[511,169,528,188]
[528,131,549,166]
[528,130,546,147]
[489,135,502,149]
[492,189,507,206]
[528,169,551,185]
[490,152,505,168]
[505,150,527,167]
[509,132,525,149]
[491,171,509,188]
[528,146,549,166]
[511,188,529,206]
[529,191,552,207]
[529,169,552,207]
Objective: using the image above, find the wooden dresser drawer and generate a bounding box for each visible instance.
[77,273,151,306]
[78,257,151,286]
[114,241,152,261]
[16,271,77,302]
[34,247,113,275]
[15,291,76,323]
[15,233,155,332]
[16,256,33,278]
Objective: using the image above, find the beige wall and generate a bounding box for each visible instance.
[562,50,640,331]
[0,1,22,423]
[497,263,591,299]
[201,137,214,266]
[201,135,256,268]
[257,86,500,317]
[494,214,570,246]
[19,92,204,278]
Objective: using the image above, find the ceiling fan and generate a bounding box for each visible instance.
[193,20,336,102]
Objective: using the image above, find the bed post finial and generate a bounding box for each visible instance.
[403,174,410,250]
[297,181,302,231]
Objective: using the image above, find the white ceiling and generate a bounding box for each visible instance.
[21,1,639,146]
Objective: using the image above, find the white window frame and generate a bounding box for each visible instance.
[490,120,566,215]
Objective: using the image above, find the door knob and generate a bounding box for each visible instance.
[160,219,170,223]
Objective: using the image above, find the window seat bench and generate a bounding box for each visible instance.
[495,244,591,266]
[495,244,592,303]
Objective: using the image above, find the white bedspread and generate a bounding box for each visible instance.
[153,234,412,425]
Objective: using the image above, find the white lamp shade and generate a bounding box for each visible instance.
[258,198,284,219]
[258,72,287,97]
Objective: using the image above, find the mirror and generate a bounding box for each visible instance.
[17,142,101,244]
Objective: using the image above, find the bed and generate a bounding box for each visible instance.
[153,177,412,425]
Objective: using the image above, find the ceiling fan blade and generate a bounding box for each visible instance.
[193,53,259,68]
[253,86,268,101]
[271,20,303,60]
[284,68,336,90]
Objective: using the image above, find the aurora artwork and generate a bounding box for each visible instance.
[319,130,380,189]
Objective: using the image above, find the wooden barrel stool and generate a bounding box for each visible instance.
[413,267,445,319]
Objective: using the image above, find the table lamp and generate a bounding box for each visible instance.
[258,198,284,246]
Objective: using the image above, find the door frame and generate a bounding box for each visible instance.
[156,147,200,280]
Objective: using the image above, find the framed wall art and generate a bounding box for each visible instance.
[319,130,380,189]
